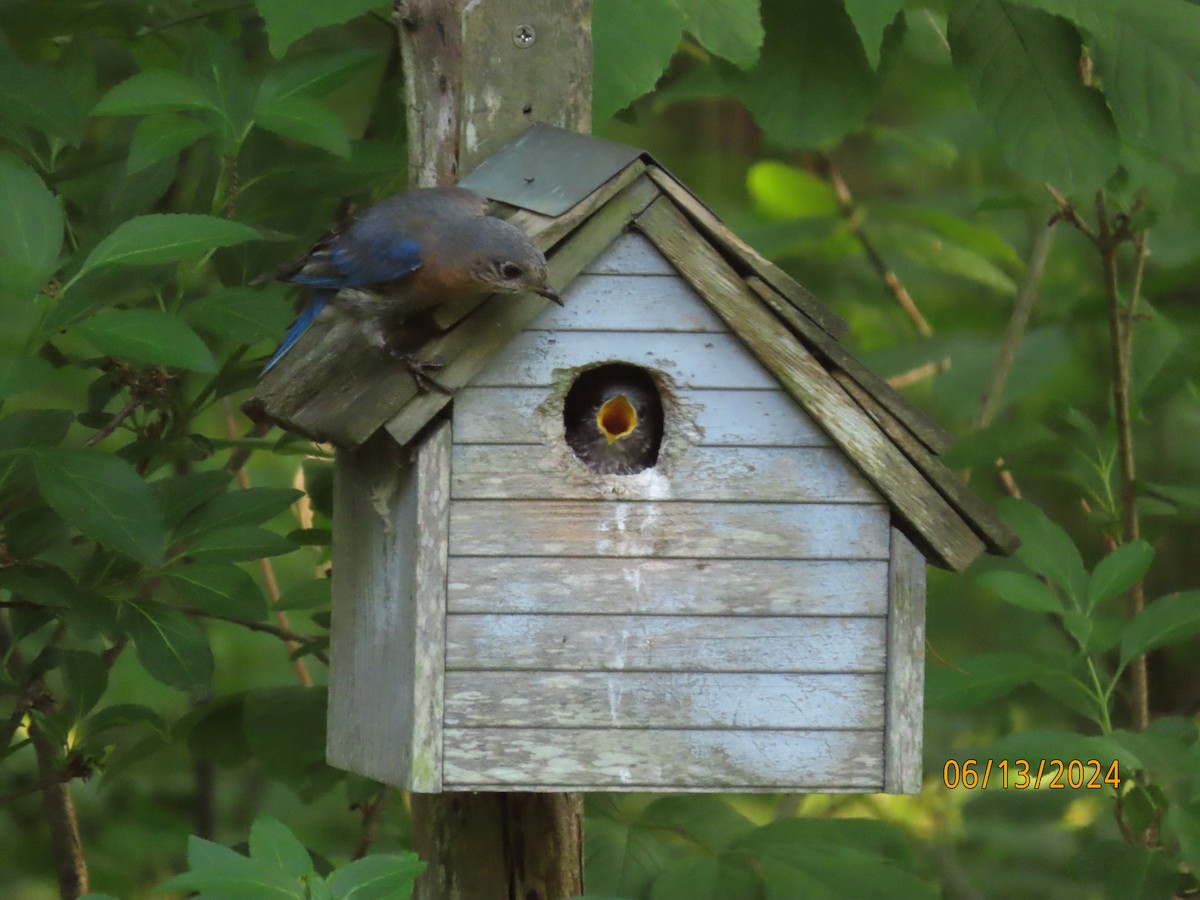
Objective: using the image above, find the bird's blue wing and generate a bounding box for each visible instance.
[286,214,424,289]
[263,294,328,373]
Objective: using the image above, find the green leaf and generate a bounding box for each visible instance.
[948,0,1119,194]
[92,70,217,116]
[275,578,331,611]
[0,48,87,144]
[158,834,305,898]
[126,114,213,175]
[34,449,166,566]
[0,408,73,496]
[926,651,1046,710]
[674,0,764,70]
[61,649,108,716]
[1087,539,1153,608]
[0,357,54,401]
[977,570,1062,613]
[85,703,169,738]
[255,95,351,157]
[593,0,684,124]
[184,526,297,563]
[886,207,1024,270]
[328,854,426,899]
[256,0,387,57]
[167,564,269,621]
[244,686,341,802]
[1087,0,1200,177]
[586,809,692,897]
[844,0,905,69]
[1120,591,1200,668]
[650,857,760,900]
[729,0,878,149]
[120,600,214,692]
[0,565,115,636]
[184,286,297,343]
[746,161,839,220]
[151,470,234,528]
[178,487,303,540]
[996,498,1088,600]
[0,153,63,301]
[257,48,381,104]
[74,309,218,372]
[880,223,1017,294]
[76,214,259,276]
[249,816,313,881]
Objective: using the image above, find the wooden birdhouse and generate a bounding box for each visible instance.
[247,125,1017,796]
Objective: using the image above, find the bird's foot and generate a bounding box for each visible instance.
[390,350,452,394]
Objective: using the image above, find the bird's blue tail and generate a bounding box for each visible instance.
[263,295,328,373]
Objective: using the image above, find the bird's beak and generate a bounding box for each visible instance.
[598,395,637,444]
[537,285,563,306]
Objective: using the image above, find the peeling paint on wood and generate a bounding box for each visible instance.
[326,424,449,790]
[443,728,883,790]
[446,558,891,616]
[445,614,887,672]
[449,500,892,559]
[444,672,886,729]
[885,528,926,794]
[452,387,833,447]
[451,445,879,502]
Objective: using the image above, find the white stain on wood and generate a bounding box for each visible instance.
[445,614,886,673]
[453,386,832,447]
[449,500,891,559]
[442,728,883,790]
[446,558,890,616]
[444,672,886,729]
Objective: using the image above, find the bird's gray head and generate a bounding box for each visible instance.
[462,216,560,303]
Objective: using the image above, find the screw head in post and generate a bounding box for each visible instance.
[512,24,536,48]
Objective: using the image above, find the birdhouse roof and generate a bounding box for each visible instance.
[245,125,1017,570]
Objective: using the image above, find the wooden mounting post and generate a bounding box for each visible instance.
[391,1,591,898]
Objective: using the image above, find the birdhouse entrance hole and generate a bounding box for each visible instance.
[563,363,664,475]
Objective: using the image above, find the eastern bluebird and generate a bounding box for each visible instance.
[563,365,664,474]
[256,186,559,389]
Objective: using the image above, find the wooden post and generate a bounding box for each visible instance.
[392,1,591,897]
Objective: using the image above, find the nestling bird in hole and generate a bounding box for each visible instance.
[254,186,560,391]
[563,364,664,475]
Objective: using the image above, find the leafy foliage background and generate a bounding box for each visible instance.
[0,0,1198,898]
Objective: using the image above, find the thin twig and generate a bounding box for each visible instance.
[825,158,933,336]
[82,397,140,449]
[30,723,88,898]
[352,788,393,860]
[1095,191,1148,730]
[222,400,313,687]
[887,357,951,389]
[975,223,1056,430]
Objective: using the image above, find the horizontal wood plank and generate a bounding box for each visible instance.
[582,231,677,275]
[472,331,776,389]
[445,614,886,672]
[452,387,832,447]
[443,727,883,789]
[449,500,891,559]
[446,557,890,616]
[450,445,879,502]
[444,671,885,729]
[535,274,726,332]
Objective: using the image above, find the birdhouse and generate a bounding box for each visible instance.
[247,125,1017,795]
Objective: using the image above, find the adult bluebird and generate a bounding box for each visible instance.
[256,186,559,389]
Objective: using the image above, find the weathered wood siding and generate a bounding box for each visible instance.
[445,232,894,791]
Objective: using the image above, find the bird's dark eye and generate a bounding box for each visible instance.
[500,262,523,279]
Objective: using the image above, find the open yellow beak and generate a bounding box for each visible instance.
[597,394,637,445]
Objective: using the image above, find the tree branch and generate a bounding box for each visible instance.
[824,158,933,336]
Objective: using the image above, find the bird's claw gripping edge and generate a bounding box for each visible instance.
[390,349,453,394]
